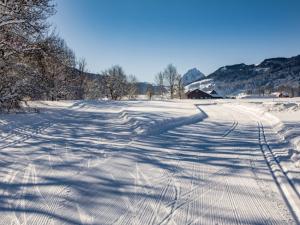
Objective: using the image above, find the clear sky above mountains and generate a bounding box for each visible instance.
[52,0,300,82]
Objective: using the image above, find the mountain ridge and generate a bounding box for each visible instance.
[187,54,300,96]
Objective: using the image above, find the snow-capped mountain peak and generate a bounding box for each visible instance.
[182,68,205,86]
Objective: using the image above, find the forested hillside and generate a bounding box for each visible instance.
[187,55,300,96]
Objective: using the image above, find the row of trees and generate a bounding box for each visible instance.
[101,66,138,100]
[153,64,185,99]
[82,64,186,101]
[0,0,141,112]
[0,0,185,112]
[245,84,300,97]
[83,64,186,101]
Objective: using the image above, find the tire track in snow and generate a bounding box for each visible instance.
[223,121,239,137]
[113,162,178,225]
[118,107,240,225]
[112,143,184,225]
[103,105,240,225]
[170,105,290,225]
[186,176,228,225]
[258,121,300,224]
[216,104,296,224]
[183,162,195,225]
[10,164,33,225]
[157,169,228,225]
[0,120,54,150]
[159,115,239,225]
[0,112,76,225]
[2,102,297,224]
[144,147,187,225]
[3,163,60,225]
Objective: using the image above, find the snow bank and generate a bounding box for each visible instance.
[230,99,300,152]
[29,101,208,138]
[255,102,299,152]
[118,101,207,136]
[263,102,300,112]
[120,107,207,136]
[233,102,300,159]
[262,102,300,168]
[236,93,277,99]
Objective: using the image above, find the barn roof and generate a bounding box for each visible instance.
[187,89,213,98]
[189,89,210,95]
[210,90,218,95]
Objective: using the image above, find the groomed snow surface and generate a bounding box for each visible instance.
[0,99,299,225]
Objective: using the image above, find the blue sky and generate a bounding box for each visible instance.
[51,0,300,82]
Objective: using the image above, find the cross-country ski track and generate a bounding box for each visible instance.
[0,101,298,225]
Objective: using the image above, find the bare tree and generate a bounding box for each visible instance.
[103,65,128,100]
[78,58,87,73]
[155,72,165,98]
[146,84,154,100]
[84,75,106,100]
[0,0,55,60]
[296,85,300,97]
[38,34,76,100]
[176,74,185,99]
[126,75,138,99]
[77,58,87,99]
[163,64,178,99]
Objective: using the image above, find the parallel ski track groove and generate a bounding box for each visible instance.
[258,121,299,224]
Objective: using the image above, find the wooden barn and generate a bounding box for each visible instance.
[209,90,223,99]
[186,89,223,99]
[186,89,214,99]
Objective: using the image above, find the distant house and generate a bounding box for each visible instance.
[209,90,223,99]
[186,89,213,99]
[186,89,224,99]
[278,92,290,98]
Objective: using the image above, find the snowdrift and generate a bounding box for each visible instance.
[119,104,207,136]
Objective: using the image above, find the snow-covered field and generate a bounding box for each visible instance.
[0,99,299,224]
